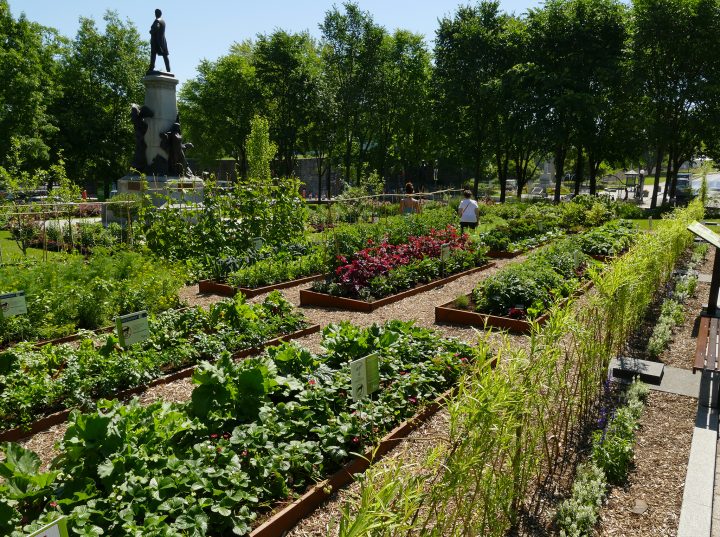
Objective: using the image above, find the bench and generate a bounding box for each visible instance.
[694,316,720,372]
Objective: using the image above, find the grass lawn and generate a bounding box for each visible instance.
[0,230,66,263]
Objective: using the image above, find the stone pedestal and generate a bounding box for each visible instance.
[142,73,179,173]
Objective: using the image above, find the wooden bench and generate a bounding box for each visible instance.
[695,316,720,372]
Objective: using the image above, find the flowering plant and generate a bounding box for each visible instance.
[333,226,469,294]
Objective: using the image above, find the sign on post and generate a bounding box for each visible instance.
[688,221,720,249]
[115,311,149,348]
[350,354,380,401]
[440,244,451,262]
[0,291,27,318]
[29,517,69,537]
[252,237,264,250]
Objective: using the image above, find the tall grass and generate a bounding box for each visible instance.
[336,200,703,535]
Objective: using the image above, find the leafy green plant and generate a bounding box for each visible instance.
[0,292,307,429]
[2,321,486,535]
[555,463,607,537]
[0,251,187,346]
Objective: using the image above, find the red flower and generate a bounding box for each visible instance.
[352,437,360,443]
[309,379,316,385]
[242,450,248,457]
[210,433,219,439]
[222,433,231,440]
[49,501,58,508]
[409,397,418,404]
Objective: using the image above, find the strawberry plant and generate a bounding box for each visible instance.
[1,321,491,536]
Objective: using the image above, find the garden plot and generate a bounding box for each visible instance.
[437,221,638,332]
[0,292,314,437]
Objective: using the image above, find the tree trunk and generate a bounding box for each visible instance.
[553,147,566,203]
[574,147,584,196]
[588,151,598,195]
[473,157,481,200]
[662,151,673,206]
[650,146,664,209]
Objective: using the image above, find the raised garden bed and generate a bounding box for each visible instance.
[436,281,592,333]
[487,250,522,259]
[250,388,452,536]
[300,263,495,312]
[198,273,326,298]
[0,323,320,443]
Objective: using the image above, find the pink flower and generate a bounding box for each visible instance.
[49,501,58,508]
[409,397,418,404]
[210,433,218,439]
[352,437,360,443]
[309,379,316,385]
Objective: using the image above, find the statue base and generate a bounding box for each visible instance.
[104,175,204,225]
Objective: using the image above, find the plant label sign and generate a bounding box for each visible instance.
[0,291,27,318]
[252,237,264,250]
[441,243,451,262]
[688,221,720,249]
[116,311,149,348]
[28,517,69,537]
[350,354,380,401]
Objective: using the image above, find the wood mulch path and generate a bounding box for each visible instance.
[595,392,696,537]
[593,247,709,537]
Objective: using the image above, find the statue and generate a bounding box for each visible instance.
[130,104,153,172]
[160,118,193,176]
[148,9,170,74]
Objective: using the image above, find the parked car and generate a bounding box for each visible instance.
[675,173,694,201]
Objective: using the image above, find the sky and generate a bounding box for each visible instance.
[9,0,542,86]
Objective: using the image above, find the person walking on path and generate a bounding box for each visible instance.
[399,182,422,215]
[458,189,479,234]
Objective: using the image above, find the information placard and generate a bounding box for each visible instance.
[29,517,69,537]
[350,354,380,401]
[116,311,149,348]
[688,221,720,249]
[252,237,264,250]
[441,244,451,262]
[0,291,27,318]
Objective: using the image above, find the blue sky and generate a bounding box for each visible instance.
[10,0,542,86]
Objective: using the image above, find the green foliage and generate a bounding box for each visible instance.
[591,380,648,485]
[246,115,277,182]
[3,321,483,535]
[143,181,307,276]
[577,220,638,256]
[0,251,186,345]
[0,292,306,430]
[556,463,606,537]
[473,237,589,316]
[227,247,326,288]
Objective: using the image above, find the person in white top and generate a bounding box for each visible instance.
[457,189,479,234]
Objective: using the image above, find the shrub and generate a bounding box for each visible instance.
[556,463,607,537]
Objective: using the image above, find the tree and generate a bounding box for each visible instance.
[179,42,263,177]
[246,115,277,182]
[369,30,433,184]
[434,1,507,198]
[0,1,59,173]
[254,31,320,178]
[633,0,720,208]
[320,2,385,185]
[52,11,146,197]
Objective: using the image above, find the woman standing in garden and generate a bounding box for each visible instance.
[399,182,421,215]
[458,189,479,233]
